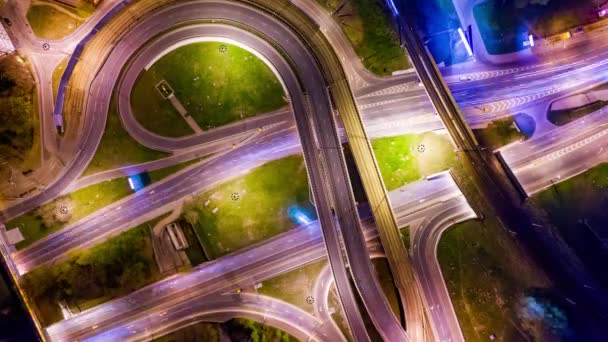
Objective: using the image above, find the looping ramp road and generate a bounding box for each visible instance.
[6,0,425,341]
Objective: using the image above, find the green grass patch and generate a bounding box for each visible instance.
[438,219,550,341]
[26,4,83,40]
[548,100,608,126]
[371,258,402,323]
[530,163,608,283]
[8,177,132,250]
[258,261,326,313]
[182,155,315,259]
[0,55,39,173]
[7,160,198,250]
[473,117,525,150]
[131,42,287,137]
[317,0,409,76]
[83,98,169,176]
[52,57,68,99]
[372,132,456,191]
[21,223,160,326]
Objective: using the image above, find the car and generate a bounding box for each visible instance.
[459,75,473,82]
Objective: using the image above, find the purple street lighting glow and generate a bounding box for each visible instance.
[457,27,473,56]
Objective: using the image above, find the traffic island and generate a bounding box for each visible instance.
[473,117,526,150]
[257,261,327,314]
[547,83,608,126]
[371,132,456,191]
[26,1,95,40]
[130,42,287,138]
[181,155,315,259]
[6,159,200,250]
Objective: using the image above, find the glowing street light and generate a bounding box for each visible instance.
[457,27,473,57]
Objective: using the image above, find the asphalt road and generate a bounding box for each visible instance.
[3,0,608,209]
[8,3,378,340]
[116,25,295,152]
[45,173,465,341]
[92,293,343,342]
[395,1,608,329]
[3,0,608,341]
[501,105,608,194]
[13,123,302,274]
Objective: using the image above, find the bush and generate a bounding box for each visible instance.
[22,225,158,325]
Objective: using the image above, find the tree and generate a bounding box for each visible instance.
[21,266,56,300]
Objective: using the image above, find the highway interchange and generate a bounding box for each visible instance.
[1,0,608,341]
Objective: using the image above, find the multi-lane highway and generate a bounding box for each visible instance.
[3,1,403,340]
[394,0,608,329]
[3,0,608,341]
[45,172,471,341]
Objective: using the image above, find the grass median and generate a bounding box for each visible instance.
[7,159,199,250]
[548,100,608,126]
[548,83,608,126]
[131,42,287,137]
[182,155,315,259]
[316,0,409,76]
[372,132,456,191]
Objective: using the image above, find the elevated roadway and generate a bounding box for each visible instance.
[46,173,465,341]
[3,1,398,339]
[393,1,608,322]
